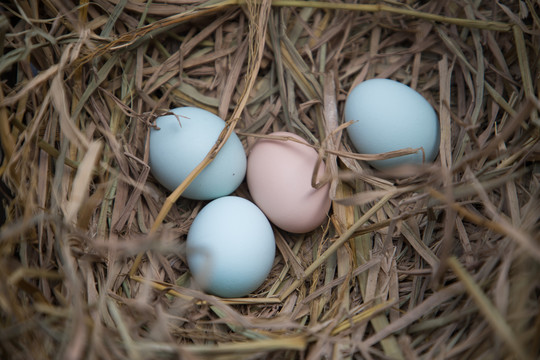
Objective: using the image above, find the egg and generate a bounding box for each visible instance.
[345,78,440,170]
[246,132,331,233]
[186,196,275,298]
[149,107,246,200]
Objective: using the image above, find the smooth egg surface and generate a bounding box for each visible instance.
[345,78,440,170]
[186,196,275,298]
[149,107,246,200]
[246,132,331,233]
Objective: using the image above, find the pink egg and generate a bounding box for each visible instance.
[246,132,331,233]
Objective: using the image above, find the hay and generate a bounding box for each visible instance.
[1,0,539,359]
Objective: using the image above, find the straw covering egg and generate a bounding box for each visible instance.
[247,132,331,233]
[149,107,246,200]
[345,79,440,170]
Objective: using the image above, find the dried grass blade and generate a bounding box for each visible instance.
[112,163,150,232]
[100,0,128,37]
[65,141,103,224]
[438,55,452,169]
[270,1,511,31]
[436,26,517,118]
[280,193,393,300]
[364,281,464,347]
[76,0,239,65]
[0,42,39,78]
[130,275,281,305]
[512,25,538,125]
[401,221,439,270]
[366,246,404,359]
[321,77,342,227]
[448,257,530,360]
[172,82,220,108]
[0,87,16,168]
[218,39,249,119]
[209,306,268,340]
[268,12,293,132]
[320,248,338,319]
[524,0,540,28]
[72,53,120,121]
[428,187,540,261]
[470,171,540,260]
[268,237,303,297]
[183,335,308,355]
[107,299,141,360]
[334,186,416,207]
[275,230,304,280]
[279,35,322,100]
[453,99,533,171]
[464,4,485,126]
[8,267,63,286]
[331,298,396,336]
[302,258,380,304]
[51,79,89,153]
[0,63,59,107]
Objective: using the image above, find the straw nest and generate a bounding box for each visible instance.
[1,0,539,359]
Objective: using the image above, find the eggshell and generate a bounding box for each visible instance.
[186,196,275,298]
[246,132,331,233]
[345,78,440,170]
[149,107,246,200]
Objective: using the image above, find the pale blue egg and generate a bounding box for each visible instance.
[149,107,246,200]
[345,79,440,170]
[186,196,275,298]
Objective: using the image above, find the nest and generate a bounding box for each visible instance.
[1,0,539,359]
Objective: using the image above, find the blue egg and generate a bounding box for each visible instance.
[345,79,440,170]
[149,107,246,200]
[187,196,275,298]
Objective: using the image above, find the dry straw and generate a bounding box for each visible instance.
[1,0,539,359]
